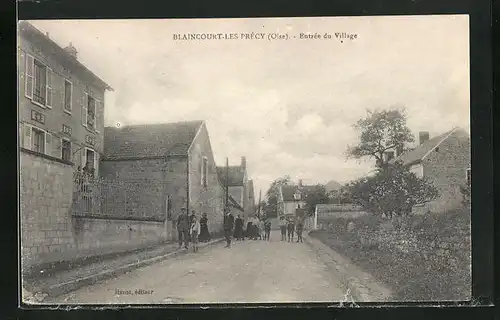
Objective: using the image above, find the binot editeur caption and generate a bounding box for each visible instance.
[173,32,358,42]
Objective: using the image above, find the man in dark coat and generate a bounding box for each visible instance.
[234,214,244,240]
[223,208,235,248]
[199,212,211,242]
[176,208,190,249]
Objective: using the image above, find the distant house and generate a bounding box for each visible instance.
[216,157,254,218]
[277,180,315,221]
[393,127,471,214]
[101,120,226,239]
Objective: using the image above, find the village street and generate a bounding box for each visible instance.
[53,231,348,304]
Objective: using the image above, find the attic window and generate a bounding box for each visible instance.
[435,147,439,152]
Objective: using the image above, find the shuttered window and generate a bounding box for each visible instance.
[25,55,34,99]
[64,80,72,113]
[62,139,71,162]
[31,127,45,154]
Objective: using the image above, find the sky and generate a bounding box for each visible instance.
[28,15,470,197]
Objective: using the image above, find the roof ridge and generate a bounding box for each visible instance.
[420,127,460,161]
[105,120,203,129]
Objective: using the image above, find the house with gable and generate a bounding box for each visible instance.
[216,157,255,219]
[100,120,228,239]
[277,180,315,221]
[392,127,471,214]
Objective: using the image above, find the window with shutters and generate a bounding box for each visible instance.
[64,80,72,113]
[86,95,96,130]
[62,139,71,162]
[25,55,52,108]
[31,127,45,154]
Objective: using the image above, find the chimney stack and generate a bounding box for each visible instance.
[64,42,78,59]
[419,131,430,145]
[241,156,246,170]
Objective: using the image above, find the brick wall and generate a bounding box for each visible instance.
[188,123,224,233]
[421,130,470,213]
[18,33,106,160]
[21,150,168,274]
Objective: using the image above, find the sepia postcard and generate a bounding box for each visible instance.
[18,15,471,305]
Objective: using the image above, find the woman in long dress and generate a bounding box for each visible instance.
[234,214,244,240]
[199,212,211,242]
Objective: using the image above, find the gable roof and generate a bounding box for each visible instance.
[103,120,203,159]
[281,185,316,202]
[393,127,467,166]
[18,21,113,91]
[217,166,245,187]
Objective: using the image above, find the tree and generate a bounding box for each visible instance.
[346,108,415,169]
[303,184,330,216]
[345,161,439,218]
[263,176,292,218]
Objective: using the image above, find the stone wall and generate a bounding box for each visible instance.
[21,150,168,274]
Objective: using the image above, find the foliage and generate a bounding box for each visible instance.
[345,161,439,217]
[327,188,351,204]
[263,176,292,217]
[346,108,414,169]
[303,184,330,216]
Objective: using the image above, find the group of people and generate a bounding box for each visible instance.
[222,211,273,248]
[278,216,304,243]
[176,208,211,252]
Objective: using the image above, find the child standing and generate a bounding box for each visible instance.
[287,219,295,242]
[190,215,201,252]
[296,220,304,243]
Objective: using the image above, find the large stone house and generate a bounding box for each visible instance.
[100,120,241,240]
[393,127,471,214]
[18,21,112,174]
[216,157,255,219]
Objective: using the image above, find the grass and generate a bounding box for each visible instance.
[310,208,471,301]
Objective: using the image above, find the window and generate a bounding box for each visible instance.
[87,95,96,130]
[201,157,208,187]
[62,139,71,162]
[85,149,95,170]
[466,168,471,185]
[31,127,45,154]
[384,150,395,162]
[64,80,72,113]
[25,55,52,108]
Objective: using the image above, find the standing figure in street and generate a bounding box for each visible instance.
[176,208,190,249]
[279,216,287,241]
[258,218,265,240]
[264,218,272,241]
[296,219,304,243]
[223,208,235,248]
[199,212,211,242]
[245,220,253,240]
[190,215,201,252]
[234,214,244,240]
[287,219,295,242]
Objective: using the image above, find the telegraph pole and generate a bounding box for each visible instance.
[225,157,229,213]
[257,189,262,219]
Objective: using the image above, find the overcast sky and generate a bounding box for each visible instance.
[29,15,469,196]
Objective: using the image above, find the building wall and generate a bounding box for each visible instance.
[18,33,106,168]
[420,131,471,214]
[20,151,166,273]
[282,200,307,215]
[100,157,188,240]
[188,123,224,233]
[229,186,243,208]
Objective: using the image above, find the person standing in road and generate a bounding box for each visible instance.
[234,214,244,241]
[296,219,304,243]
[279,216,287,241]
[176,208,190,249]
[264,218,272,241]
[223,208,235,248]
[199,212,211,242]
[287,219,295,242]
[190,215,201,252]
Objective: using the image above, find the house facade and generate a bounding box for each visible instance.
[277,181,313,220]
[100,120,228,240]
[216,157,255,219]
[18,21,112,174]
[394,127,471,214]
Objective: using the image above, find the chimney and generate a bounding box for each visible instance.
[64,42,78,59]
[419,131,430,145]
[241,156,246,170]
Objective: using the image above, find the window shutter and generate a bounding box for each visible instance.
[81,94,88,127]
[81,148,87,169]
[45,132,52,156]
[95,100,101,133]
[53,137,62,159]
[25,54,34,99]
[46,67,53,108]
[94,152,99,177]
[22,123,32,149]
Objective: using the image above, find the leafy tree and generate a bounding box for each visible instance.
[303,184,330,216]
[327,187,351,204]
[345,161,439,218]
[346,108,415,169]
[263,176,292,217]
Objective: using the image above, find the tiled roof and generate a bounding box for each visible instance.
[18,21,113,91]
[217,166,245,187]
[281,185,316,202]
[393,127,465,166]
[103,121,203,159]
